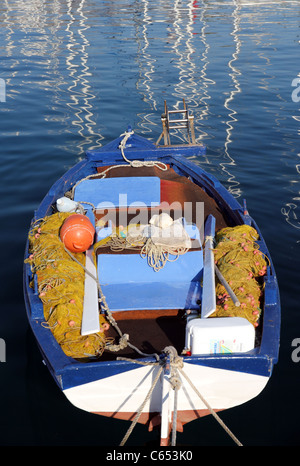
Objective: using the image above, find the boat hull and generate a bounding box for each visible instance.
[63,360,269,426]
[23,130,280,441]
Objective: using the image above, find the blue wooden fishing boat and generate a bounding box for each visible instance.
[23,101,280,446]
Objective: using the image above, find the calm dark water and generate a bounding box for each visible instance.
[0,0,299,447]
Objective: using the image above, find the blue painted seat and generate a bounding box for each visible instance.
[75,176,203,313]
[97,221,203,312]
[74,176,161,209]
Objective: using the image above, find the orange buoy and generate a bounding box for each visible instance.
[60,214,95,253]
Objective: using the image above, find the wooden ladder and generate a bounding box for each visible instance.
[157,99,196,146]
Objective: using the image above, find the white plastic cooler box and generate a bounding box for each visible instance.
[185,316,255,355]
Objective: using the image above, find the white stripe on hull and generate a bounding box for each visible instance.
[63,362,269,417]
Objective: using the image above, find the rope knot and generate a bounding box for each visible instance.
[162,346,183,390]
[105,333,129,352]
[170,375,182,391]
[163,345,181,363]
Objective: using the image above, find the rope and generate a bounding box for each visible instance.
[116,346,243,447]
[71,130,168,197]
[118,348,182,448]
[163,347,183,447]
[94,234,145,254]
[119,364,164,447]
[95,229,190,273]
[165,347,243,447]
[118,130,168,171]
[140,238,189,272]
[178,367,243,446]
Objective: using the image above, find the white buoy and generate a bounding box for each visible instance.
[56,196,79,213]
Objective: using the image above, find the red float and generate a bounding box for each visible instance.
[60,214,95,253]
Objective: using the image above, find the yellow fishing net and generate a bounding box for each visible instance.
[210,224,268,327]
[25,211,111,359]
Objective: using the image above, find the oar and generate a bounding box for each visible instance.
[81,209,100,335]
[201,215,240,318]
[215,264,240,307]
[81,247,101,335]
[201,214,216,318]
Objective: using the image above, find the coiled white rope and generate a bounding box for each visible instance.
[118,130,168,171]
[140,237,190,272]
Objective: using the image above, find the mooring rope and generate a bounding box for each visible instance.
[164,346,183,447]
[178,367,243,446]
[166,346,243,446]
[70,130,168,197]
[118,347,243,447]
[118,130,168,171]
[119,363,163,447]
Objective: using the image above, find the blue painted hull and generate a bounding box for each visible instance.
[23,130,280,430]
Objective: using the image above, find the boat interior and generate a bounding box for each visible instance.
[73,163,233,361]
[25,100,267,367]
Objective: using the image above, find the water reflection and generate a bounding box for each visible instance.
[281,111,300,236]
[64,0,104,154]
[1,0,104,155]
[222,0,242,197]
[135,0,159,136]
[134,0,215,144]
[196,0,215,140]
[1,0,299,233]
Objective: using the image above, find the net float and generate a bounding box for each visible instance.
[60,214,95,253]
